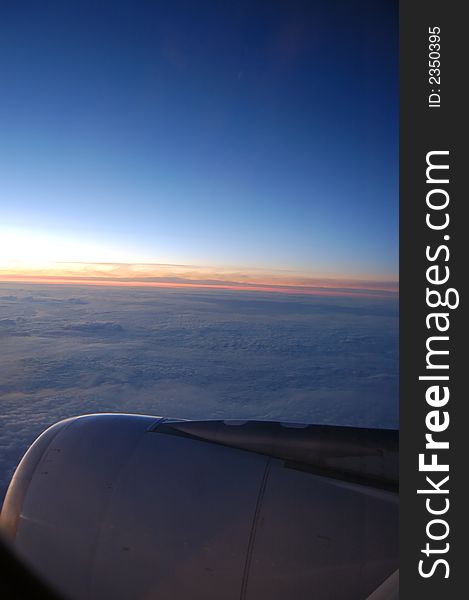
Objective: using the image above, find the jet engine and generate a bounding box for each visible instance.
[0,414,398,599]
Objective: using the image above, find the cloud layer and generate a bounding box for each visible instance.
[0,283,398,503]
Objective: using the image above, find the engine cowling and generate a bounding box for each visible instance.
[0,414,398,599]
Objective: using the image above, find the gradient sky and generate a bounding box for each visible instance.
[0,0,398,282]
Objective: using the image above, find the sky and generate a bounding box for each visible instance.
[0,0,398,290]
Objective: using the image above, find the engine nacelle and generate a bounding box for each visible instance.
[0,414,398,599]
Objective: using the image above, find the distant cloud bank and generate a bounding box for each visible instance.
[0,262,398,297]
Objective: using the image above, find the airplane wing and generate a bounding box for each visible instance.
[0,414,398,599]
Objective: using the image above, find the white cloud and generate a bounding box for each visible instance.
[0,283,398,502]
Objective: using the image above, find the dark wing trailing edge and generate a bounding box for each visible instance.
[155,418,399,491]
[0,414,398,600]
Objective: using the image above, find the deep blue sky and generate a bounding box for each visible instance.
[0,0,398,279]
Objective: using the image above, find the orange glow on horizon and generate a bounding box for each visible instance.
[0,275,394,297]
[0,261,398,298]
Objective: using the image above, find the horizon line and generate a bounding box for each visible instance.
[0,273,399,298]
